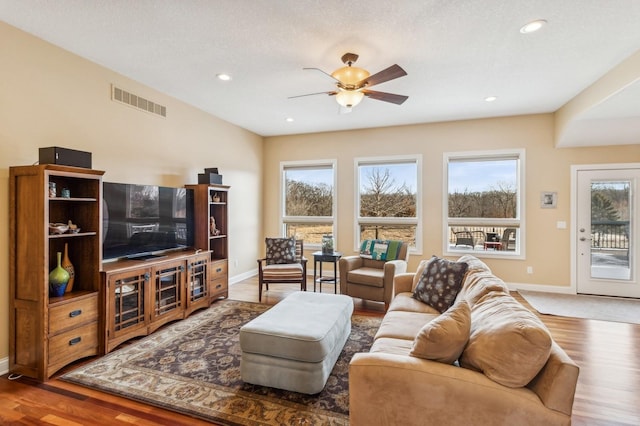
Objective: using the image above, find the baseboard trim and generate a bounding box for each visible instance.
[229,268,258,285]
[506,282,576,294]
[0,356,8,376]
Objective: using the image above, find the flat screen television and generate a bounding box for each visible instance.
[102,182,194,261]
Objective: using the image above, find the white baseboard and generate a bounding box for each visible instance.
[229,268,258,285]
[0,356,8,376]
[506,282,576,294]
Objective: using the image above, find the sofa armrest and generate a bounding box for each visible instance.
[349,352,571,426]
[526,342,580,416]
[393,272,414,296]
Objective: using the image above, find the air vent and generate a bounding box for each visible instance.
[111,85,167,118]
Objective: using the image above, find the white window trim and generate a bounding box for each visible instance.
[442,149,526,259]
[280,159,337,249]
[354,154,423,255]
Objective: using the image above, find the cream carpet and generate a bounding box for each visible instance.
[518,290,640,324]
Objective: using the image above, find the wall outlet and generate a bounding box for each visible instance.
[526,266,534,274]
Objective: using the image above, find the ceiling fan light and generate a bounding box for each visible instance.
[336,90,365,108]
[331,66,370,86]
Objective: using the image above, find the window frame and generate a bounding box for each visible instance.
[280,159,337,249]
[354,154,423,254]
[442,149,526,259]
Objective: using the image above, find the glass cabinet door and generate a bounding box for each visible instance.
[112,272,148,334]
[150,260,184,327]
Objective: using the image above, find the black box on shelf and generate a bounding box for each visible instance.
[39,147,92,168]
[198,173,223,184]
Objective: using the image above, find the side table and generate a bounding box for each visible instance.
[312,251,342,293]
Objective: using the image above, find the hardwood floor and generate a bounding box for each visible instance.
[2,277,639,425]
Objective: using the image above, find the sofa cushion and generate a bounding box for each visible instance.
[455,271,510,307]
[265,237,296,264]
[370,337,413,356]
[410,300,471,364]
[411,258,430,291]
[374,311,439,341]
[412,256,468,313]
[388,292,441,314]
[460,292,553,388]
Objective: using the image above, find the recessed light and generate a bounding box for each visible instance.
[485,96,497,102]
[520,19,547,34]
[285,117,294,122]
[216,73,232,81]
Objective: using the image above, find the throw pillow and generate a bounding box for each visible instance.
[410,300,471,364]
[459,292,552,388]
[265,237,296,265]
[412,256,468,313]
[359,239,389,260]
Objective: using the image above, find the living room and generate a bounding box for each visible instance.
[1,2,640,424]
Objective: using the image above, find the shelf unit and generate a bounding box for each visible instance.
[9,164,104,380]
[186,183,230,300]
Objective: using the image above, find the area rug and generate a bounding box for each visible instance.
[61,299,381,425]
[518,290,640,324]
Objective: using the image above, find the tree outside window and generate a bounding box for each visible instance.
[281,161,335,246]
[357,157,421,250]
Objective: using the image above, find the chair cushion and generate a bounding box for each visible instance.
[412,256,468,313]
[262,263,303,280]
[265,237,296,264]
[409,300,470,364]
[347,267,385,287]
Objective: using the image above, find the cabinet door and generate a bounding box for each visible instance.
[106,269,149,348]
[185,254,210,316]
[149,260,185,330]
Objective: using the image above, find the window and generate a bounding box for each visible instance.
[443,149,525,257]
[356,155,421,252]
[281,160,336,247]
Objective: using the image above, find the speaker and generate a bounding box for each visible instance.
[39,147,92,169]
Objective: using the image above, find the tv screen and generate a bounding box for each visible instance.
[102,182,194,260]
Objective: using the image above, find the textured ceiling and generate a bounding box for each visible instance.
[1,0,640,143]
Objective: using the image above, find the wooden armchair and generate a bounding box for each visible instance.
[257,238,307,302]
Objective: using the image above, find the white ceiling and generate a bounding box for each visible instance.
[2,0,640,143]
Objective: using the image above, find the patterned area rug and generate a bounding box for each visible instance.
[62,299,381,425]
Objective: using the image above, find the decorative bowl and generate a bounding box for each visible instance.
[49,223,69,234]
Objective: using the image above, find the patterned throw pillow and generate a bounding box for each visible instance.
[413,256,469,313]
[265,238,296,265]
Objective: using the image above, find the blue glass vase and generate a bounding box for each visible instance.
[49,251,70,297]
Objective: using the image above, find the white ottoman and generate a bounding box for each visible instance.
[240,291,354,394]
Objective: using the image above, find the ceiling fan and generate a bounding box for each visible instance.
[290,52,408,111]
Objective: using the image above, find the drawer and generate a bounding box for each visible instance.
[48,322,98,366]
[210,260,228,279]
[49,294,99,335]
[211,277,228,294]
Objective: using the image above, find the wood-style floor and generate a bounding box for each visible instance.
[2,277,639,425]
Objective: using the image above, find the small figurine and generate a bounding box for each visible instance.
[210,216,220,236]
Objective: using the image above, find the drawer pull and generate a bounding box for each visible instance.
[69,309,82,318]
[69,337,82,346]
[216,268,223,273]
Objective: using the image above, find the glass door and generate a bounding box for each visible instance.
[576,167,639,297]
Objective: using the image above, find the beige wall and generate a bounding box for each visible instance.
[0,23,263,361]
[263,114,639,285]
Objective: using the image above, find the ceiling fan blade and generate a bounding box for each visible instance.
[363,90,408,105]
[357,64,407,88]
[288,91,337,99]
[303,67,342,83]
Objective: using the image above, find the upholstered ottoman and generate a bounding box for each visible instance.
[240,291,354,394]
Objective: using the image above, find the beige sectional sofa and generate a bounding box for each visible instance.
[349,255,579,426]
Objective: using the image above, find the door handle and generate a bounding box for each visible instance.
[579,237,591,242]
